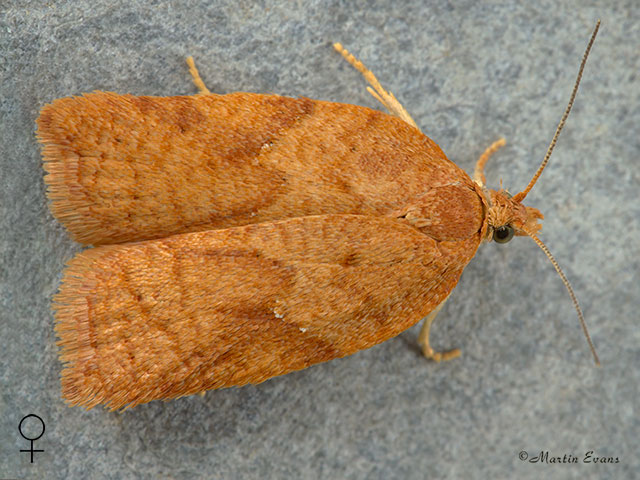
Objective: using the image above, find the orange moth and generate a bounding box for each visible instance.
[37,23,601,410]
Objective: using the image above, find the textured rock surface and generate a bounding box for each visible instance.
[1,1,638,478]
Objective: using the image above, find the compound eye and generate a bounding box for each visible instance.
[493,225,515,244]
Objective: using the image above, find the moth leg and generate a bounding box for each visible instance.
[472,138,506,188]
[417,296,461,362]
[186,56,212,94]
[333,43,420,130]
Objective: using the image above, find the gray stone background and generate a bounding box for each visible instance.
[1,1,638,479]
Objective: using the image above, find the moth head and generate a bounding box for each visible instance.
[485,189,543,244]
[479,20,601,366]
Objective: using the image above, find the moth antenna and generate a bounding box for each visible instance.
[513,20,600,203]
[524,228,600,366]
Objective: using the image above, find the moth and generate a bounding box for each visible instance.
[37,23,600,410]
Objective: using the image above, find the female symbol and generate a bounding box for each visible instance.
[18,414,45,463]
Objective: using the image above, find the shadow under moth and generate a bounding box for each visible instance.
[36,23,601,410]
